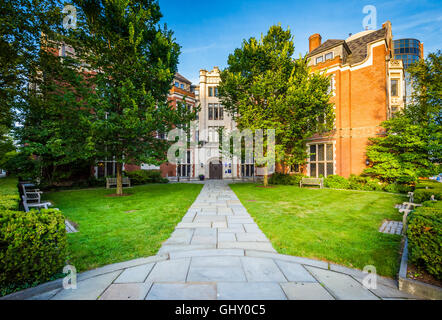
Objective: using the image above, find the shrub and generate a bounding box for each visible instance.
[324,175,350,189]
[384,183,413,194]
[407,201,442,279]
[269,173,305,185]
[413,180,442,203]
[0,208,68,288]
[348,174,366,190]
[125,170,168,185]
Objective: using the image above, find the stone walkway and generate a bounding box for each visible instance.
[3,181,417,300]
[159,180,276,254]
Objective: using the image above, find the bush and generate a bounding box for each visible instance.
[407,201,442,279]
[0,208,68,288]
[413,180,442,203]
[125,170,168,185]
[384,183,413,194]
[269,173,305,185]
[348,174,366,190]
[324,175,350,189]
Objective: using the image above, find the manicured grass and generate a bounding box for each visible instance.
[0,176,18,195]
[230,184,405,277]
[43,183,202,272]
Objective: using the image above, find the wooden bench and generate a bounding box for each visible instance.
[300,177,324,189]
[23,200,52,212]
[106,177,131,189]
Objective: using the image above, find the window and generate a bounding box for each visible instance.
[327,77,334,95]
[175,82,179,87]
[208,126,223,142]
[208,87,213,97]
[208,103,214,120]
[325,52,333,60]
[391,79,398,97]
[308,143,334,178]
[316,56,324,64]
[180,84,185,89]
[177,151,191,177]
[208,104,224,120]
[215,87,219,97]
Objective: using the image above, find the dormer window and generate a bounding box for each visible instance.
[316,56,324,64]
[325,52,333,60]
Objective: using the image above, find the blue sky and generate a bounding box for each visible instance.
[158,0,442,84]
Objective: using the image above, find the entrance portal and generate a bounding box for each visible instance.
[209,161,223,179]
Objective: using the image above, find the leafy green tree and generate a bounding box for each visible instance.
[218,25,334,185]
[0,0,63,129]
[1,0,97,183]
[72,0,196,194]
[364,51,441,184]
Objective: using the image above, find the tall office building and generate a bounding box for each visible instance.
[392,38,424,104]
[393,38,423,69]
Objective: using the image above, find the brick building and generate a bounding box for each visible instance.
[303,21,406,178]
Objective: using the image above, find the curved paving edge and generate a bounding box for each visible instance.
[2,249,417,300]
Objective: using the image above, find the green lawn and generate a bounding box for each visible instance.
[43,183,202,272]
[0,175,18,195]
[230,184,405,277]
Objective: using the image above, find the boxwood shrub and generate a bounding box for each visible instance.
[0,209,68,289]
[268,173,306,185]
[407,201,442,279]
[324,175,350,189]
[413,180,442,203]
[125,169,168,185]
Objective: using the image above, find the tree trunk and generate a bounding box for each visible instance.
[116,162,123,195]
[263,166,268,187]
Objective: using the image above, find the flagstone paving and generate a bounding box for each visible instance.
[2,180,418,300]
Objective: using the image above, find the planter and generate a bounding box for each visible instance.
[398,238,442,300]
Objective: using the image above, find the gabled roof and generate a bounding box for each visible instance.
[174,72,192,85]
[307,39,346,57]
[306,27,387,65]
[346,28,386,64]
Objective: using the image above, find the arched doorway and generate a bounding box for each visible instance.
[209,160,223,179]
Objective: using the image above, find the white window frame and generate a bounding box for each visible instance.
[307,142,335,178]
[325,52,334,60]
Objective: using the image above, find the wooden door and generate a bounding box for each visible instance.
[209,163,223,179]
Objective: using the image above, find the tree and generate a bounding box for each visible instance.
[1,1,98,183]
[364,51,441,184]
[72,0,196,195]
[218,25,334,186]
[0,0,63,129]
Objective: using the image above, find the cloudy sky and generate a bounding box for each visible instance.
[158,0,442,84]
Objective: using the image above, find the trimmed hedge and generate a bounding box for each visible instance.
[323,174,412,193]
[124,169,168,185]
[0,208,68,288]
[0,176,20,210]
[407,201,442,279]
[324,175,350,189]
[268,173,306,185]
[413,180,442,203]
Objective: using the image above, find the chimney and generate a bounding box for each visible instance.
[309,33,322,52]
